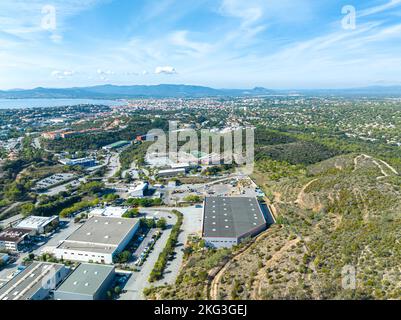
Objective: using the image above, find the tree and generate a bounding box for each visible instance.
[21,203,35,217]
[79,181,104,195]
[4,182,24,201]
[115,250,131,263]
[156,217,167,230]
[140,218,156,229]
[122,208,139,218]
[183,195,202,203]
[103,193,119,203]
[106,290,112,299]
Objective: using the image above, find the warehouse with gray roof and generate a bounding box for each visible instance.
[202,197,269,248]
[0,262,70,300]
[54,263,115,300]
[54,216,140,264]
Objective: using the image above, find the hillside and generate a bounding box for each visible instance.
[145,153,401,300]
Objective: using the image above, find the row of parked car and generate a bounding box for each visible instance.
[134,231,161,266]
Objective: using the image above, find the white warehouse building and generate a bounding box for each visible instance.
[202,197,270,248]
[54,216,140,264]
[16,215,59,235]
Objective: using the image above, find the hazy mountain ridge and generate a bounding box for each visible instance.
[0,84,275,99]
[2,84,401,99]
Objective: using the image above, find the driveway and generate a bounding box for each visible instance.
[119,226,173,300]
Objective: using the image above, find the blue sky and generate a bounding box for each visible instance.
[1,0,401,89]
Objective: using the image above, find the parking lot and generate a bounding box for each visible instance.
[131,228,159,267]
[143,206,203,287]
[119,212,176,300]
[163,175,260,205]
[33,173,76,191]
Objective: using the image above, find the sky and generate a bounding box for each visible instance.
[1,0,401,89]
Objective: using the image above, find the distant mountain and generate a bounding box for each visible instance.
[2,84,401,99]
[0,84,276,99]
[287,86,401,97]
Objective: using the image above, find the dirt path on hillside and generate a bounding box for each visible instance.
[354,154,399,179]
[209,230,271,300]
[251,238,300,299]
[295,179,319,208]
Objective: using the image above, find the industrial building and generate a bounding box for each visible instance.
[59,157,97,167]
[129,181,149,198]
[0,228,31,252]
[102,140,130,151]
[0,262,70,300]
[88,206,128,218]
[0,253,9,265]
[16,216,59,235]
[158,168,186,177]
[54,263,115,300]
[202,197,268,248]
[136,134,156,142]
[54,216,140,264]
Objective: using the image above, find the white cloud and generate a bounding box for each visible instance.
[51,69,76,79]
[359,0,401,17]
[50,33,63,43]
[170,30,212,56]
[155,66,177,74]
[97,69,114,75]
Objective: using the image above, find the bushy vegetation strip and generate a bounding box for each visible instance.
[149,210,183,282]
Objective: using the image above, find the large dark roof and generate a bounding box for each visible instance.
[202,197,266,239]
[0,228,31,242]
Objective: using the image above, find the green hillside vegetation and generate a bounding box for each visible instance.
[147,153,400,300]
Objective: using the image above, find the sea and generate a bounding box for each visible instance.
[0,98,127,109]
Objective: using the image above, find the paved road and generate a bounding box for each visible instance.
[119,211,176,300]
[0,205,23,227]
[141,206,203,287]
[32,137,41,149]
[105,152,121,179]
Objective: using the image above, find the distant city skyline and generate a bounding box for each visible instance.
[1,0,401,90]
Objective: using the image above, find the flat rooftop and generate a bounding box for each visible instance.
[202,197,267,239]
[17,216,58,230]
[103,140,130,149]
[89,206,128,218]
[0,228,31,242]
[57,216,139,253]
[158,168,186,174]
[55,263,114,297]
[0,262,66,301]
